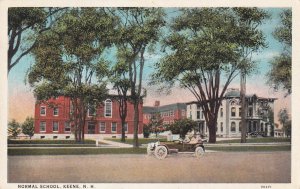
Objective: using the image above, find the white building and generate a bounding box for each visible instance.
[186,88,276,138]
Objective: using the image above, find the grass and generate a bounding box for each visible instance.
[7,139,100,145]
[8,148,146,156]
[206,145,291,152]
[105,138,167,145]
[8,144,99,147]
[216,137,291,144]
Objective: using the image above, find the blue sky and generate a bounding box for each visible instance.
[8,7,291,123]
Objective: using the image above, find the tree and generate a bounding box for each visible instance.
[109,51,131,142]
[283,120,291,138]
[22,117,34,139]
[267,9,291,95]
[152,8,267,143]
[231,8,269,143]
[114,8,166,147]
[166,119,197,139]
[8,119,21,139]
[8,7,66,73]
[145,112,164,138]
[28,8,118,142]
[278,108,289,130]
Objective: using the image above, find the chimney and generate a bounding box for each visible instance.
[154,101,160,107]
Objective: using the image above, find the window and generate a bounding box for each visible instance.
[124,123,128,133]
[239,122,242,132]
[105,99,112,117]
[40,106,46,116]
[239,108,241,117]
[181,110,186,116]
[231,107,236,117]
[88,122,95,134]
[220,122,223,132]
[53,107,59,116]
[88,104,96,117]
[100,122,106,133]
[53,121,59,132]
[197,104,201,109]
[248,107,253,117]
[64,122,71,132]
[231,122,236,132]
[111,122,117,133]
[220,108,223,117]
[169,110,174,117]
[40,121,46,132]
[201,111,204,119]
[197,111,201,119]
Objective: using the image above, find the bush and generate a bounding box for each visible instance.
[166,118,197,138]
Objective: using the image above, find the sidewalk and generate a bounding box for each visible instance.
[97,139,133,148]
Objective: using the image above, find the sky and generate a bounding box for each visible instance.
[7,7,291,126]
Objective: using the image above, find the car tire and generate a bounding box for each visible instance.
[154,146,168,160]
[147,146,154,156]
[195,146,205,158]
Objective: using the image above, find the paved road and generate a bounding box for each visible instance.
[8,151,291,183]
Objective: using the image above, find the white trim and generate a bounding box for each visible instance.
[53,107,59,116]
[111,122,117,133]
[64,122,71,133]
[99,122,106,133]
[40,106,46,116]
[40,121,46,132]
[104,99,112,118]
[52,121,59,132]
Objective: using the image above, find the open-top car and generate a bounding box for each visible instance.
[147,135,206,160]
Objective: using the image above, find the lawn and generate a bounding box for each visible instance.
[206,145,291,151]
[7,139,102,145]
[216,137,291,144]
[8,148,146,156]
[105,138,167,145]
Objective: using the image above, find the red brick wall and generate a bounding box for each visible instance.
[34,97,143,135]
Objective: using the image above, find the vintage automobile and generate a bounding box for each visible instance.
[147,135,206,160]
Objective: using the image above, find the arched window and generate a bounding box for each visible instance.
[231,107,236,117]
[104,99,112,117]
[231,122,236,132]
[230,101,236,106]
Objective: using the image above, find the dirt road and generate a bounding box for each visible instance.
[8,151,291,183]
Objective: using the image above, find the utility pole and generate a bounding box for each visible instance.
[240,70,247,143]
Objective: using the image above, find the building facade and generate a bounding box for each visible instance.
[143,101,187,125]
[34,96,143,139]
[186,88,276,138]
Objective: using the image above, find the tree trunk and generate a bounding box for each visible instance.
[133,102,139,148]
[240,72,247,143]
[207,120,217,143]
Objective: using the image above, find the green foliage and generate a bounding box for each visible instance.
[21,117,34,139]
[8,119,21,138]
[144,113,165,138]
[283,120,291,138]
[152,8,268,143]
[166,118,197,138]
[278,108,289,127]
[8,139,96,144]
[28,8,118,141]
[113,8,166,147]
[8,8,66,73]
[267,9,291,95]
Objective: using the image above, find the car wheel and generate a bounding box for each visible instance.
[154,146,168,160]
[195,146,205,158]
[147,146,154,156]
